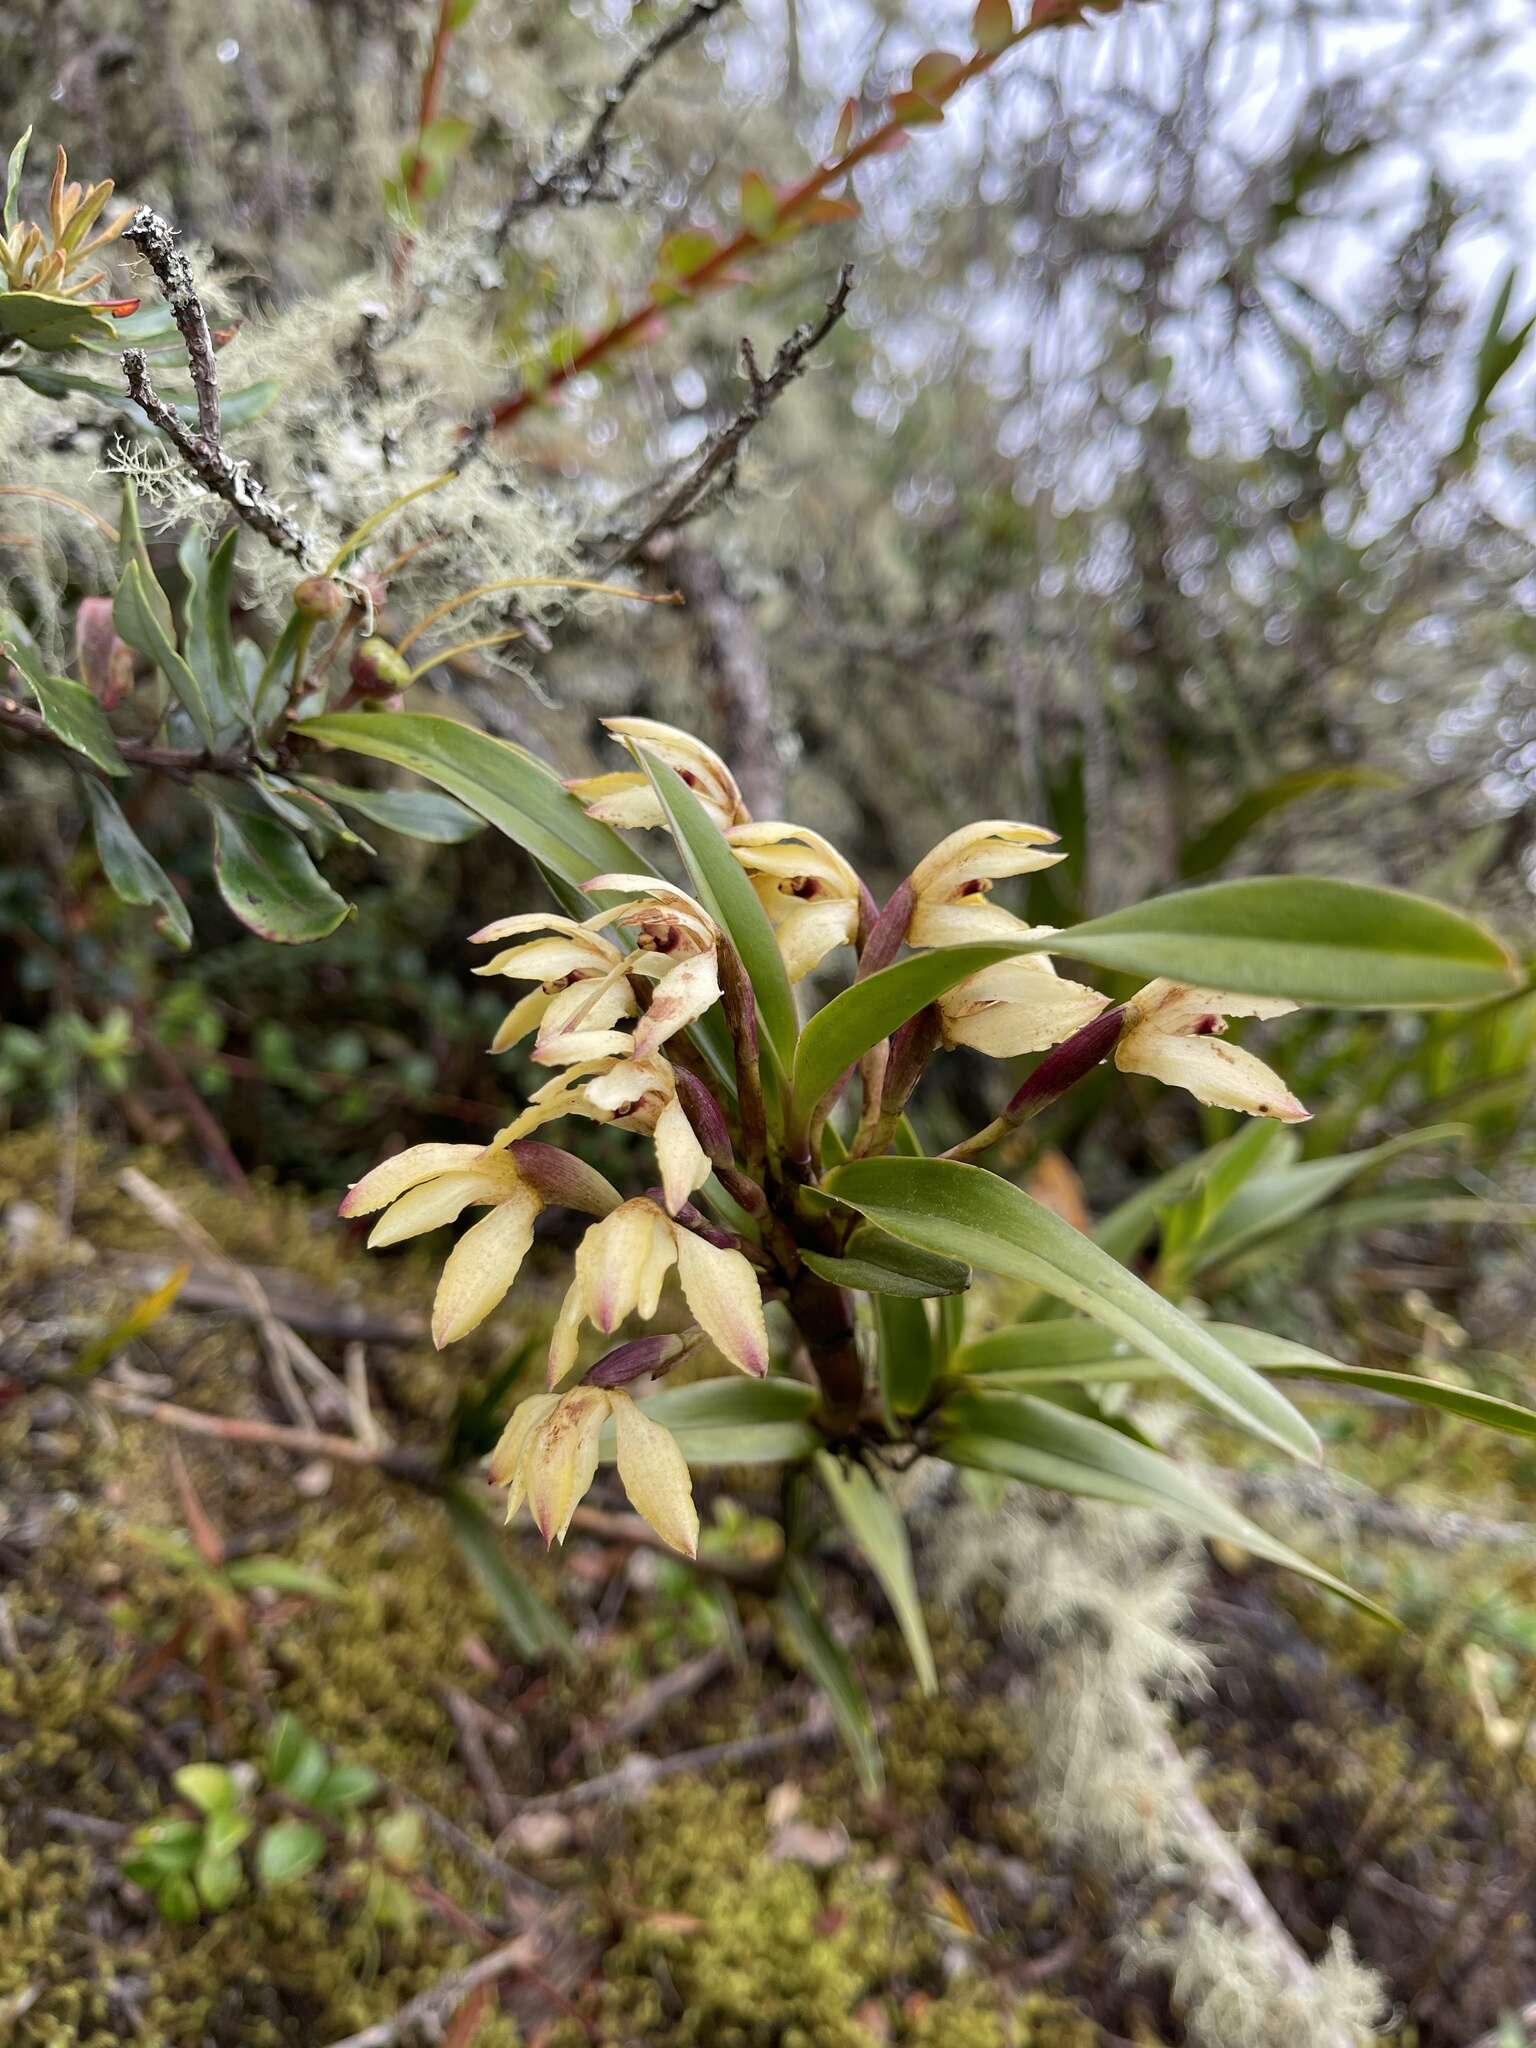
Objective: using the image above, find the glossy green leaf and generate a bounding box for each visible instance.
[816,1453,936,1692]
[1047,877,1517,1007]
[256,1819,326,1888]
[600,1377,821,1467]
[776,1562,883,1793]
[82,780,192,947]
[932,1389,1388,1621]
[0,288,116,350]
[826,1156,1318,1460]
[115,559,220,749]
[297,712,640,888]
[1179,767,1400,878]
[250,768,369,847]
[788,940,1030,1141]
[296,775,486,844]
[203,797,351,944]
[441,1479,572,1661]
[799,1223,970,1298]
[1,610,128,776]
[634,748,799,1081]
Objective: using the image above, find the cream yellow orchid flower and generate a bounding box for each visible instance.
[938,949,1110,1058]
[502,1052,709,1214]
[339,1139,620,1347]
[547,1197,769,1387]
[583,875,723,1059]
[1114,982,1309,1122]
[566,716,749,832]
[726,823,863,982]
[907,820,1065,948]
[470,911,637,1063]
[490,1384,698,1556]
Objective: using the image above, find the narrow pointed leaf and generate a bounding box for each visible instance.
[296,775,486,844]
[82,778,192,948]
[816,1453,936,1692]
[826,1156,1318,1460]
[633,748,799,1079]
[776,1563,884,1792]
[441,1479,571,1660]
[1179,767,1399,878]
[598,1377,819,1466]
[800,1224,969,1299]
[933,1388,1389,1622]
[875,1289,938,1421]
[115,559,220,749]
[297,712,643,888]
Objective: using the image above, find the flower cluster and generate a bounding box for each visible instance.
[343,718,1308,1562]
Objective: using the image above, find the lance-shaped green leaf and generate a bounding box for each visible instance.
[296,775,485,844]
[441,1479,571,1661]
[954,1318,1536,1439]
[1,610,127,776]
[116,480,174,637]
[202,794,351,944]
[1046,877,1517,1008]
[599,1377,820,1467]
[816,1453,936,1692]
[875,1290,938,1421]
[800,1223,970,1299]
[776,1562,884,1793]
[296,711,642,889]
[632,747,800,1081]
[932,1388,1388,1622]
[11,362,279,432]
[1172,1125,1466,1281]
[826,1156,1318,1461]
[787,940,1035,1141]
[82,779,192,949]
[1178,767,1400,878]
[179,528,249,744]
[115,559,220,750]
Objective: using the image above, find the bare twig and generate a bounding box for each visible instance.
[123,207,221,442]
[497,0,738,234]
[495,1700,834,1825]
[121,348,316,566]
[440,1684,514,1832]
[105,1255,427,1346]
[320,1939,538,2048]
[602,265,854,571]
[90,1383,432,1476]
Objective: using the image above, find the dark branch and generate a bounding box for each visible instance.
[599,263,854,571]
[0,691,250,780]
[121,349,316,566]
[124,207,222,443]
[497,0,738,235]
[119,209,318,567]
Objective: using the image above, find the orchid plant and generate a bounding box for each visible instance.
[338,715,1532,1780]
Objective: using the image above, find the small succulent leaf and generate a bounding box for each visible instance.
[256,1819,326,1887]
[816,1452,936,1693]
[172,1764,238,1814]
[194,1848,244,1911]
[826,1156,1319,1460]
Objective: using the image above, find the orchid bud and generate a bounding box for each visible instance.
[673,1068,733,1171]
[349,636,413,695]
[583,1331,692,1389]
[292,575,349,621]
